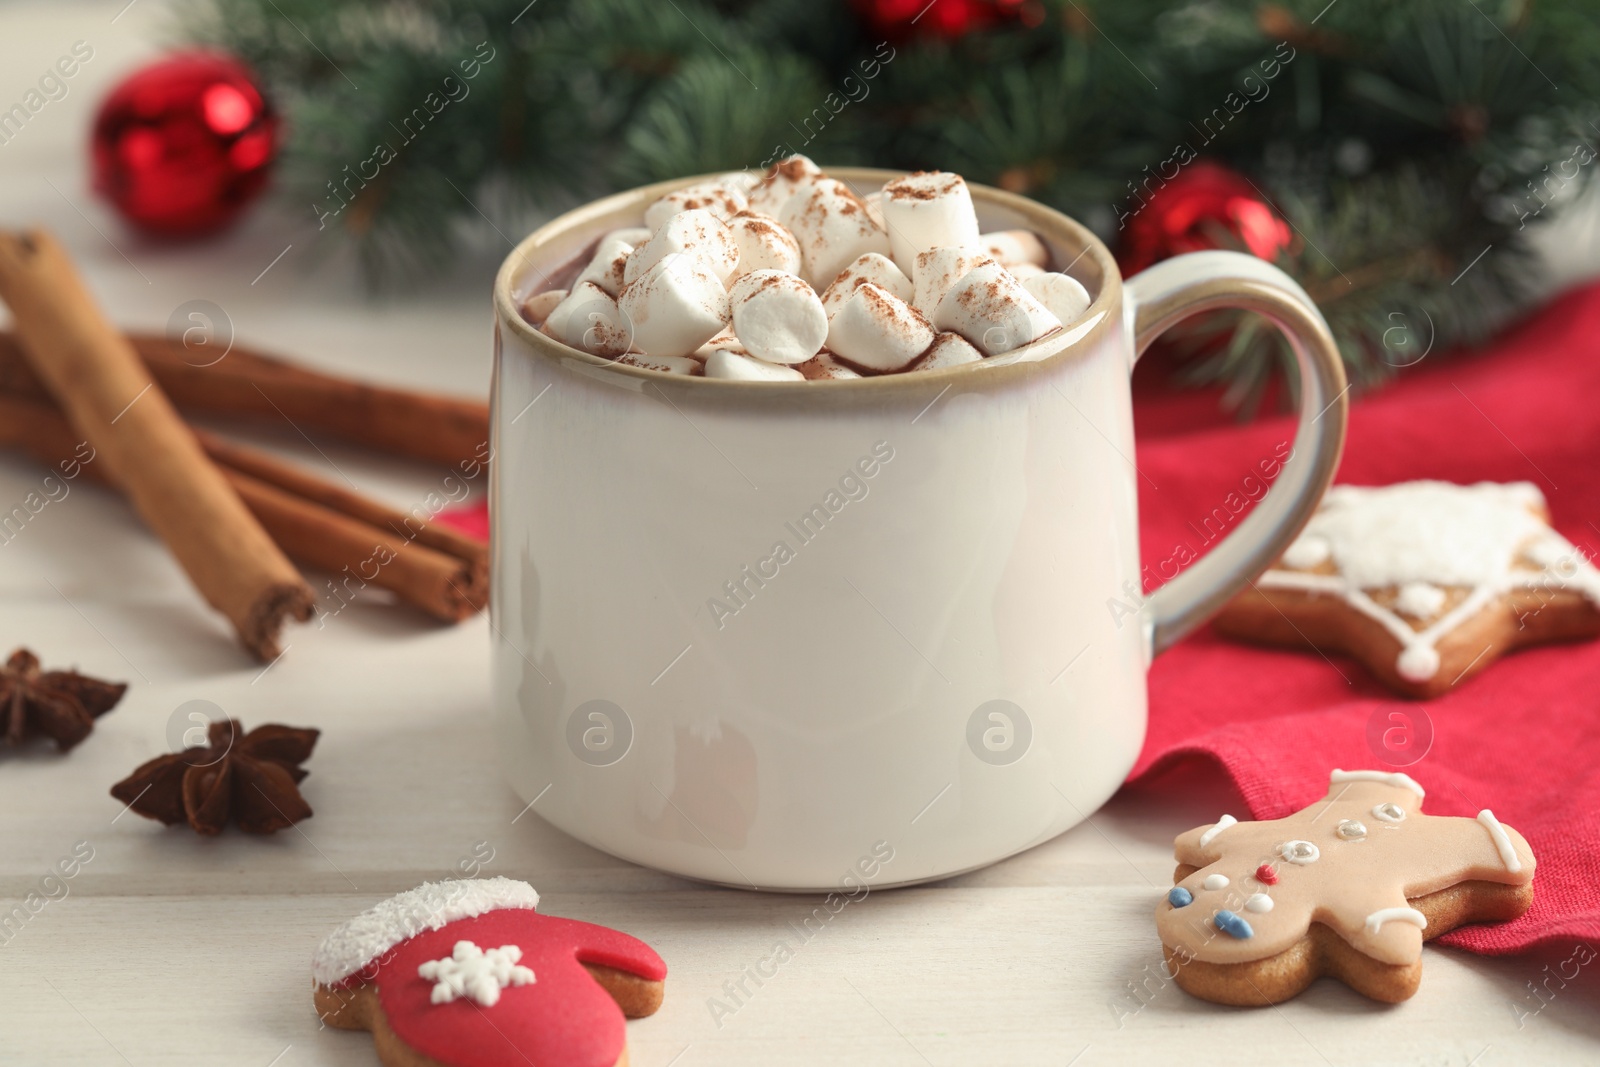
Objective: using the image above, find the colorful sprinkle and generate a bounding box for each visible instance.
[1167,886,1193,908]
[1337,819,1368,840]
[1214,910,1253,939]
[1202,874,1229,890]
[1255,863,1278,885]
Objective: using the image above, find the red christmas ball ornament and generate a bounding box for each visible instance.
[1118,161,1293,274]
[91,52,278,237]
[855,0,1037,39]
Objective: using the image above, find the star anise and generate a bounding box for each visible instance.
[110,718,319,835]
[1,648,126,751]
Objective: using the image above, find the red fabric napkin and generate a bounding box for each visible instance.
[1128,282,1600,953]
[437,498,488,541]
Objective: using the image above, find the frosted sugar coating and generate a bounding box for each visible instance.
[1263,480,1600,680]
[312,878,541,986]
[1292,481,1548,590]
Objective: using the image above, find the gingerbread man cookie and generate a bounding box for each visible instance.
[313,878,665,1067]
[1215,480,1600,697]
[1156,770,1535,1005]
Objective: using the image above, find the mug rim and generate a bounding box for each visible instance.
[493,166,1124,393]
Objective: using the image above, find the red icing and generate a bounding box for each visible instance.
[367,910,665,1067]
[1255,863,1278,885]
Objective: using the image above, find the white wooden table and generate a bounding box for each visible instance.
[3,3,1598,1064]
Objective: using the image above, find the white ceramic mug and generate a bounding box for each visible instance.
[490,169,1346,890]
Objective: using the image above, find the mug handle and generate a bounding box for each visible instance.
[1124,250,1349,656]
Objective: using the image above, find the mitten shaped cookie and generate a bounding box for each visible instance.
[1156,770,1535,1005]
[1215,481,1600,698]
[313,879,665,1067]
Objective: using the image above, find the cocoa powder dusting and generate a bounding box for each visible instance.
[885,170,963,202]
[859,284,929,345]
[795,356,830,380]
[771,158,812,182]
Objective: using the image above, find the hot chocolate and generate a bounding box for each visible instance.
[518,157,1092,379]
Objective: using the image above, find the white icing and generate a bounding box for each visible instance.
[418,941,535,1007]
[1244,893,1274,914]
[1477,810,1522,873]
[1363,908,1427,934]
[1279,840,1320,865]
[1198,814,1237,848]
[312,878,541,986]
[1282,534,1331,569]
[1397,642,1442,682]
[1551,554,1587,582]
[1372,802,1406,823]
[1365,907,1428,935]
[1394,581,1447,619]
[1202,874,1230,890]
[1330,769,1426,797]
[1525,536,1571,569]
[1260,481,1600,681]
[1310,481,1547,587]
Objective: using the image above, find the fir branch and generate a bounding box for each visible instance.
[619,51,830,182]
[175,0,1600,401]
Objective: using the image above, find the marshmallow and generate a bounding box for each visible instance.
[573,234,633,296]
[796,352,862,380]
[880,171,982,271]
[728,270,828,365]
[980,230,1050,268]
[820,253,913,319]
[911,247,997,316]
[644,181,748,231]
[1007,263,1046,281]
[863,190,885,230]
[617,256,730,357]
[780,178,892,289]
[1023,272,1093,325]
[718,171,761,196]
[933,262,1061,356]
[519,288,566,326]
[616,353,702,375]
[727,211,802,280]
[624,209,739,285]
[543,282,634,358]
[693,326,748,361]
[825,282,935,373]
[704,350,806,381]
[607,226,653,246]
[909,332,983,372]
[747,154,823,215]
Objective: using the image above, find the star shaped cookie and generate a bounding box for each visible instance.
[1215,480,1600,697]
[1155,770,1535,1005]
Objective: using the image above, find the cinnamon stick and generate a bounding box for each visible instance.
[0,329,489,469]
[0,230,313,660]
[225,470,485,624]
[195,430,488,574]
[0,396,485,623]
